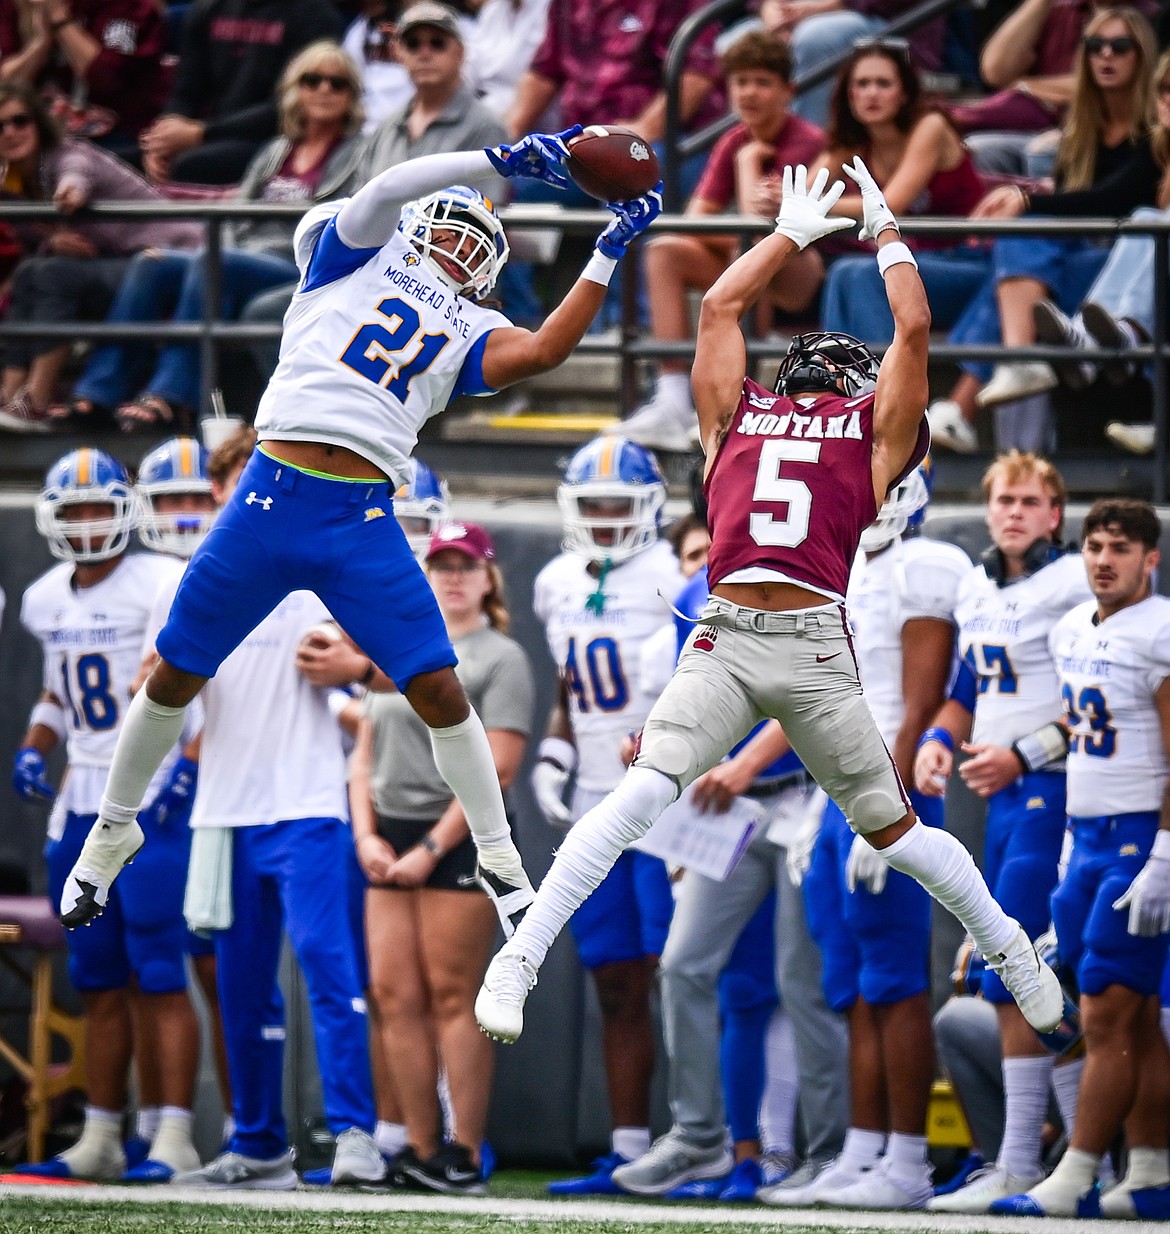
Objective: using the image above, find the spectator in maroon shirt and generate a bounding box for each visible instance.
[0,0,171,156]
[138,0,344,185]
[617,33,824,454]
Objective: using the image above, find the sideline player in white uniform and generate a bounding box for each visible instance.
[917,452,1091,1214]
[13,448,200,1181]
[530,435,682,1191]
[794,464,970,1210]
[58,130,664,934]
[994,499,1170,1219]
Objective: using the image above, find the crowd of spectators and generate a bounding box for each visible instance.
[0,1,1167,454]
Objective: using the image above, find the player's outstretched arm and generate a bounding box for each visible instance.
[843,157,931,505]
[481,186,662,389]
[692,166,852,456]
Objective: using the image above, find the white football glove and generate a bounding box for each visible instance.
[845,833,889,895]
[773,164,854,251]
[532,759,573,830]
[841,155,900,242]
[1113,846,1170,936]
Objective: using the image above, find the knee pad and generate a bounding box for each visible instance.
[846,787,907,835]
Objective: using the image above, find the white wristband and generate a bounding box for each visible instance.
[1153,830,1170,861]
[876,240,918,276]
[582,251,618,287]
[539,736,578,774]
[29,699,66,741]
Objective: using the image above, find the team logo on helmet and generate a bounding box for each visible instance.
[35,448,138,563]
[399,184,509,301]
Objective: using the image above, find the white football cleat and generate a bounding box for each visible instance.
[758,1153,871,1206]
[475,949,538,1043]
[821,1157,933,1210]
[60,818,144,928]
[928,1164,1044,1212]
[331,1128,387,1185]
[987,924,1063,1033]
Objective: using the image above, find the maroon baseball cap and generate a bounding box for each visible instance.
[426,521,496,561]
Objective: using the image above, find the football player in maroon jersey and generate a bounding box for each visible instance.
[476,160,1063,1055]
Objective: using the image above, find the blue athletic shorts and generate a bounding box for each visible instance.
[804,792,938,1011]
[47,811,189,994]
[569,849,674,969]
[1051,812,1169,998]
[981,771,1067,1004]
[156,448,455,690]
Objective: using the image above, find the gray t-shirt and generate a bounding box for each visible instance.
[366,623,535,820]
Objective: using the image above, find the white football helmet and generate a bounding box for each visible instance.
[859,463,930,554]
[136,436,215,558]
[393,457,450,558]
[558,436,666,564]
[399,184,509,301]
[35,447,138,563]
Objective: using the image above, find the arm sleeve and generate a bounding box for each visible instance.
[1028,139,1159,217]
[333,149,497,249]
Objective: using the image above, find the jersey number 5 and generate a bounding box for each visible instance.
[749,440,821,548]
[340,295,450,398]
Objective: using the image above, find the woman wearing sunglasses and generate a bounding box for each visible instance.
[0,82,202,432]
[61,41,366,432]
[928,6,1158,452]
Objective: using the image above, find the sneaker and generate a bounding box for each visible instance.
[932,1151,984,1196]
[547,1151,630,1196]
[122,1158,183,1183]
[1103,1179,1170,1220]
[475,949,538,1043]
[0,387,51,433]
[928,1164,1044,1212]
[663,1173,731,1200]
[719,1158,764,1201]
[821,1156,933,1210]
[15,1139,125,1182]
[1032,300,1096,390]
[609,388,696,454]
[1081,301,1140,385]
[990,1183,1101,1218]
[173,1149,298,1190]
[396,1141,485,1196]
[331,1127,387,1185]
[976,361,1057,409]
[758,1154,868,1206]
[470,860,534,941]
[1106,421,1155,454]
[60,818,145,928]
[987,925,1063,1033]
[927,400,978,453]
[610,1130,733,1196]
[123,1134,152,1171]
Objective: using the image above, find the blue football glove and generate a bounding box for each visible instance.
[143,755,198,827]
[595,182,663,260]
[13,747,53,801]
[485,125,583,188]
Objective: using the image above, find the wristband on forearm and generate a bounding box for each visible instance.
[583,251,618,286]
[918,726,954,752]
[29,699,66,742]
[539,735,578,773]
[1011,721,1070,773]
[876,240,917,276]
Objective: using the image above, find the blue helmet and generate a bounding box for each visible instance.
[859,457,932,554]
[558,436,666,564]
[394,457,450,558]
[136,436,214,558]
[35,447,138,563]
[399,184,509,301]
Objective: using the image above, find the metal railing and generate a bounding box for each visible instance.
[0,200,1168,495]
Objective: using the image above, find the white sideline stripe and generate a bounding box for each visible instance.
[0,1183,1140,1232]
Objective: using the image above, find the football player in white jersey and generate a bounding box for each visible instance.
[994,499,1170,1219]
[796,463,970,1211]
[59,131,664,937]
[529,435,682,1192]
[13,448,201,1182]
[916,451,1092,1213]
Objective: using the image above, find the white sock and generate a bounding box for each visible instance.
[880,822,1017,958]
[150,1108,199,1172]
[375,1120,407,1157]
[85,1105,122,1133]
[429,712,513,853]
[59,1108,123,1175]
[99,690,187,825]
[1050,1057,1084,1143]
[222,1114,236,1144]
[612,1126,651,1161]
[1122,1145,1170,1189]
[886,1132,929,1184]
[506,766,677,967]
[840,1127,886,1170]
[758,1008,798,1158]
[135,1105,161,1143]
[657,371,692,409]
[997,1054,1053,1178]
[1029,1147,1098,1212]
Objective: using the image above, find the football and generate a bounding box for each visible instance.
[566,126,660,202]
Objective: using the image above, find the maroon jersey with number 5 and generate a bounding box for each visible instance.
[704,378,929,603]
